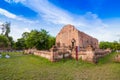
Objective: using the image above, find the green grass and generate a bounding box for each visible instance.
[0,52,120,80]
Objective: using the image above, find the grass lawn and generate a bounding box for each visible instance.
[0,52,120,80]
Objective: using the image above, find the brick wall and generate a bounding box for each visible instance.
[56,24,99,49]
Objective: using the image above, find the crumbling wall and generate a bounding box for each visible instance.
[56,24,99,49]
[34,51,51,60]
[24,47,71,62]
[71,48,96,62]
[71,47,111,63]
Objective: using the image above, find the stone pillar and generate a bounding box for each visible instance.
[85,45,96,63]
[50,48,54,62]
[71,47,76,59]
[50,46,57,62]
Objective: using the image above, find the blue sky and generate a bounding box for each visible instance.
[0,0,120,41]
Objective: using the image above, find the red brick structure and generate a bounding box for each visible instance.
[24,24,111,63]
[56,24,99,49]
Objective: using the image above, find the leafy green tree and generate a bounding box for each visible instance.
[0,35,9,48]
[0,22,12,49]
[13,38,26,50]
[25,29,48,50]
[47,36,55,49]
[11,29,55,50]
[112,41,120,50]
[24,29,55,50]
[99,41,120,50]
[8,36,14,48]
[22,32,29,40]
[25,30,40,48]
[36,29,50,50]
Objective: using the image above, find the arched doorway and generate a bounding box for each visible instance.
[71,38,76,49]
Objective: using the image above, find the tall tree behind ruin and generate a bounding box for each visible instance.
[1,22,11,37]
[0,22,13,49]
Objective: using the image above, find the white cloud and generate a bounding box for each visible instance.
[5,0,26,3]
[0,8,37,24]
[0,21,4,33]
[13,0,26,3]
[0,22,3,25]
[10,25,30,41]
[4,0,11,3]
[0,8,16,19]
[3,0,107,27]
[17,0,107,28]
[19,0,110,41]
[16,0,84,26]
[3,0,120,42]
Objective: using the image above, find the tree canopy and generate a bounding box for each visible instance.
[0,22,12,49]
[99,41,120,50]
[14,29,55,50]
[0,35,9,48]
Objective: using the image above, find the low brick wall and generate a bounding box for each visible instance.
[53,52,70,60]
[71,50,96,62]
[24,49,36,54]
[24,49,71,62]
[24,49,52,61]
[34,51,51,60]
[24,48,111,63]
[71,49,111,63]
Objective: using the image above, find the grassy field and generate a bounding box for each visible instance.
[0,52,120,80]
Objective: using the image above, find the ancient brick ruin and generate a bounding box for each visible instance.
[55,24,111,62]
[25,24,111,63]
[56,24,99,49]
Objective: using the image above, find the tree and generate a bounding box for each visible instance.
[99,41,111,49]
[25,30,40,49]
[0,35,9,48]
[47,36,55,49]
[112,41,120,50]
[22,32,29,40]
[13,38,26,50]
[8,36,14,48]
[0,22,12,49]
[1,25,5,35]
[23,29,55,50]
[25,29,49,50]
[99,41,120,50]
[1,22,10,37]
[36,29,50,50]
[12,29,55,50]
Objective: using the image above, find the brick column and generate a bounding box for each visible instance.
[50,48,54,62]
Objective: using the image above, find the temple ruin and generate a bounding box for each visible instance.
[56,24,99,49]
[25,24,111,63]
